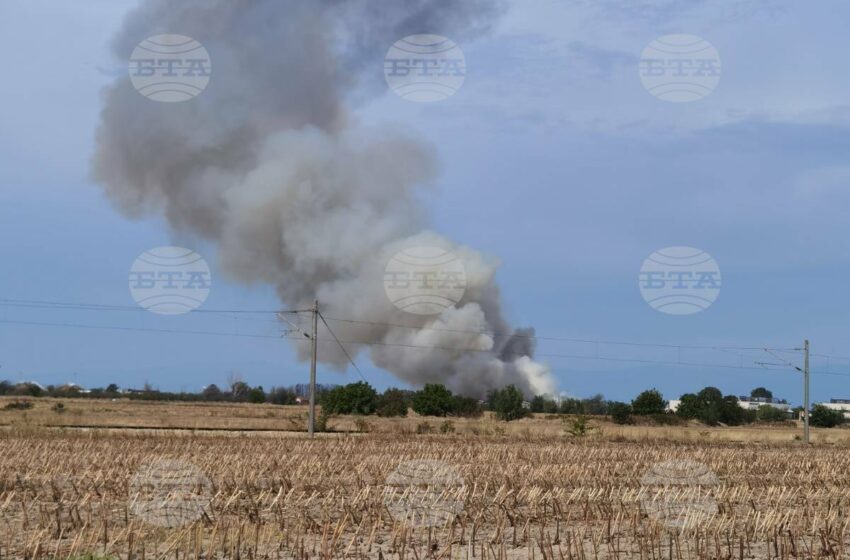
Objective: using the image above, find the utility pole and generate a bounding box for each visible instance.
[803,339,810,444]
[308,300,318,437]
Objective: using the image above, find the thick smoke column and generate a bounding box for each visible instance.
[94,0,555,397]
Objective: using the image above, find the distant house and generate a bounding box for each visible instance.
[56,382,91,395]
[815,399,850,419]
[20,380,46,390]
[666,397,791,414]
[737,396,790,412]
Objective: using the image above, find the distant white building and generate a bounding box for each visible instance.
[666,397,790,414]
[737,396,790,412]
[816,399,850,419]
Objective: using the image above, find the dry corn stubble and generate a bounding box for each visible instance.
[1,429,850,559]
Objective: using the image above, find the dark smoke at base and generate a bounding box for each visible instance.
[93,0,555,397]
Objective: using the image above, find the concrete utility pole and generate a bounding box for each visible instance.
[308,300,319,437]
[803,339,810,444]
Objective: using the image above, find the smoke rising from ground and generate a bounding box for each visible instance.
[93,0,555,397]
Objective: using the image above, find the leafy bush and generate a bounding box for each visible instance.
[416,421,433,434]
[756,405,789,423]
[267,386,297,405]
[631,389,667,415]
[810,404,846,428]
[315,408,329,432]
[376,388,410,417]
[559,394,607,415]
[530,395,559,413]
[320,382,377,415]
[564,415,591,437]
[439,420,456,434]
[411,384,455,417]
[451,395,483,418]
[52,402,66,413]
[488,385,528,422]
[353,417,371,433]
[649,413,681,425]
[608,402,632,424]
[4,400,33,410]
[248,386,266,404]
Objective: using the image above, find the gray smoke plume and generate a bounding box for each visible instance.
[93,0,555,397]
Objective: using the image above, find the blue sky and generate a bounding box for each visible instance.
[1,0,850,404]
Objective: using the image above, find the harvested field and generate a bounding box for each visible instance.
[1,428,848,559]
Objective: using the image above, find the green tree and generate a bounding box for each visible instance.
[608,401,632,424]
[248,385,266,404]
[810,404,846,428]
[321,382,378,415]
[530,395,546,413]
[559,398,582,414]
[489,385,528,421]
[751,387,773,399]
[676,387,752,426]
[676,393,701,419]
[542,398,559,414]
[582,394,608,415]
[451,395,483,417]
[267,386,297,405]
[719,395,748,425]
[230,381,251,401]
[411,384,455,417]
[16,382,43,397]
[631,389,667,415]
[202,384,223,401]
[376,388,410,417]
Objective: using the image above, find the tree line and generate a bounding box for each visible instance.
[2,378,845,428]
[0,379,325,405]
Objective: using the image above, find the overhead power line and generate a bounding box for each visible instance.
[280,334,816,375]
[0,298,800,353]
[4,298,850,377]
[318,312,367,383]
[319,315,799,353]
